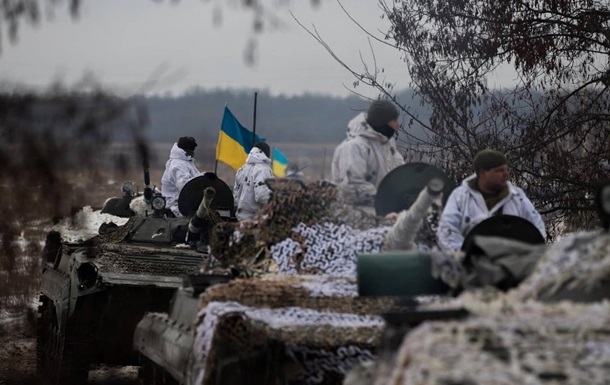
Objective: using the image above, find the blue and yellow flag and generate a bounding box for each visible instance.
[272,147,288,177]
[216,106,264,170]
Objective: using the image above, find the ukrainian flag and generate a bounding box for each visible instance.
[272,147,288,177]
[216,106,264,170]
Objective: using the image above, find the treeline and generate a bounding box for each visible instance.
[141,88,429,146]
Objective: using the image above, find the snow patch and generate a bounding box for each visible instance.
[52,206,129,243]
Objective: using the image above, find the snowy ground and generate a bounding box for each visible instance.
[51,206,130,243]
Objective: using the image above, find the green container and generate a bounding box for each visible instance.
[357,251,449,297]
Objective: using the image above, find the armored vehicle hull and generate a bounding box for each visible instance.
[37,172,236,385]
[37,215,205,384]
[134,274,412,385]
[134,275,232,385]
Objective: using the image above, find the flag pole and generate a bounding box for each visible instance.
[215,102,229,175]
[252,91,258,144]
[321,147,327,180]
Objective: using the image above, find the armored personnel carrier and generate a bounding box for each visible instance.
[134,272,418,385]
[37,171,235,385]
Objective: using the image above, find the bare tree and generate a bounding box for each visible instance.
[303,0,610,237]
[0,86,149,309]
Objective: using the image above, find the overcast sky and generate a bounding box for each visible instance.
[0,0,416,98]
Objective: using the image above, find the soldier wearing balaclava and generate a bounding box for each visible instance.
[161,136,201,217]
[331,100,404,209]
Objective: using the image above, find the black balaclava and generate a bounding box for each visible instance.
[178,136,197,157]
[365,100,399,139]
[374,124,398,139]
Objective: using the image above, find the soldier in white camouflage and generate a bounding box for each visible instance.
[331,100,404,210]
[233,142,275,221]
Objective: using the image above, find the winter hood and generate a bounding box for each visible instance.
[169,143,195,161]
[345,112,393,143]
[246,147,272,165]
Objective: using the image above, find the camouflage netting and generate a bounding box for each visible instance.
[374,292,610,385]
[96,216,140,244]
[346,230,610,385]
[193,181,445,384]
[193,275,414,385]
[425,230,610,296]
[94,251,200,276]
[208,179,440,277]
[87,217,202,276]
[514,230,610,300]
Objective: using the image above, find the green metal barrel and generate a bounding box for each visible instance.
[357,251,449,297]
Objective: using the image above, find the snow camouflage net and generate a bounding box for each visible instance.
[192,180,445,384]
[374,292,610,385]
[193,276,413,385]
[514,230,610,300]
[343,230,610,384]
[425,230,610,298]
[208,179,441,277]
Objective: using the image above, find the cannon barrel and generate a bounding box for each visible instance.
[187,187,216,244]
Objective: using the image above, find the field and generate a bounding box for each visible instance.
[96,141,337,195]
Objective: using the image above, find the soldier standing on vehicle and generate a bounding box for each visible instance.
[331,100,404,210]
[233,141,275,221]
[437,149,546,251]
[161,136,200,217]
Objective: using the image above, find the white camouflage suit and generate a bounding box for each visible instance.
[331,112,404,205]
[233,147,274,221]
[161,143,201,217]
[437,174,546,251]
